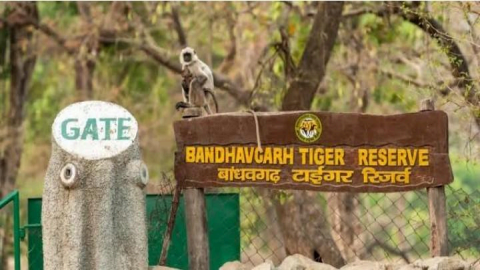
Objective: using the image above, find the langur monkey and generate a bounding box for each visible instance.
[175,47,218,114]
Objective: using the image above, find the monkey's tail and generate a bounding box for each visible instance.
[205,90,219,114]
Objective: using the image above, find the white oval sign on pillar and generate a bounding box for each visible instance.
[52,101,138,160]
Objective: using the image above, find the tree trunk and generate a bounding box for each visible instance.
[281,2,343,112]
[74,2,97,101]
[74,57,95,100]
[273,190,345,267]
[0,2,38,197]
[328,192,363,262]
[273,2,346,267]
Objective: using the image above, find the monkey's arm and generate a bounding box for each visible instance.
[181,68,193,103]
[181,80,190,102]
[195,74,208,86]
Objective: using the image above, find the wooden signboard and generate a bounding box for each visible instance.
[174,111,453,192]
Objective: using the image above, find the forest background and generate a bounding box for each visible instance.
[0,1,480,268]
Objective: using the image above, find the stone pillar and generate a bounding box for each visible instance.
[42,101,149,270]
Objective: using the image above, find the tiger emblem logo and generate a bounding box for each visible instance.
[295,114,322,143]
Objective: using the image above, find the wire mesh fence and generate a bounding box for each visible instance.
[146,180,480,268]
[446,186,480,260]
[0,181,478,269]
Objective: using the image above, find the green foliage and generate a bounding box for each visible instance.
[1,1,479,262]
[26,58,75,143]
[450,157,480,193]
[38,2,78,28]
[312,95,332,111]
[447,188,480,257]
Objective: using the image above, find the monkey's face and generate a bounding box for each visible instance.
[183,52,192,63]
[180,47,197,65]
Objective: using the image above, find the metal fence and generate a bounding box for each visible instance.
[146,179,480,268]
[1,183,479,269]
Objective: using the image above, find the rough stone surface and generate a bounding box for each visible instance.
[412,257,469,270]
[340,260,385,270]
[397,266,419,270]
[382,263,408,270]
[220,261,250,270]
[252,260,275,270]
[42,139,148,270]
[221,256,475,270]
[277,254,338,270]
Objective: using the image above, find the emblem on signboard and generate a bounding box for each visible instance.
[295,113,322,143]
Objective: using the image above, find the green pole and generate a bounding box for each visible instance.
[0,190,21,270]
[13,191,20,270]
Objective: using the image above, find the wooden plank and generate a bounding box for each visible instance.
[428,186,448,256]
[174,110,453,192]
[421,99,449,256]
[184,188,210,270]
[174,111,449,151]
[181,109,210,270]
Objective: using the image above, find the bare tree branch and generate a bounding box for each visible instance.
[218,9,237,73]
[342,7,383,19]
[136,41,253,106]
[276,26,296,79]
[375,68,456,96]
[75,2,97,100]
[379,68,432,88]
[343,2,480,128]
[25,6,256,110]
[399,4,478,105]
[9,2,98,100]
[77,2,93,23]
[1,12,73,53]
[366,238,412,263]
[106,6,259,109]
[343,2,478,106]
[170,3,187,47]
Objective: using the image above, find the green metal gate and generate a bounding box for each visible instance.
[25,193,240,270]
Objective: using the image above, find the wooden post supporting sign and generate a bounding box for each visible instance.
[183,107,210,270]
[421,99,449,256]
